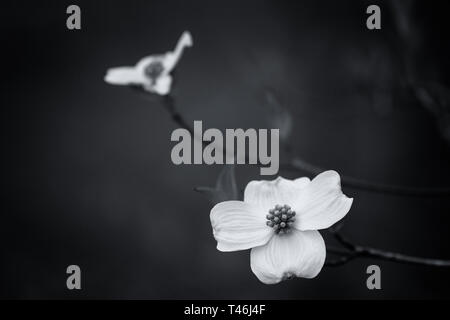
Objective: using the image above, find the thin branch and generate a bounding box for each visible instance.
[284,158,450,197]
[156,90,450,197]
[359,247,450,267]
[325,246,358,266]
[162,95,196,137]
[327,230,450,267]
[132,88,450,268]
[325,255,357,267]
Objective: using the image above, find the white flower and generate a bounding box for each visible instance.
[104,31,193,95]
[210,170,353,284]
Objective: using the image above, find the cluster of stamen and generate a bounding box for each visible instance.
[144,61,164,84]
[266,204,296,235]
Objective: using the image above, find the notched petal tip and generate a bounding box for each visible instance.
[181,31,194,47]
[243,176,311,211]
[316,170,341,184]
[250,230,326,284]
[294,170,354,231]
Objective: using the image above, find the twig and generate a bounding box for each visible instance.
[326,230,450,267]
[325,254,358,267]
[156,90,450,197]
[284,158,450,197]
[325,246,358,266]
[162,95,196,137]
[132,88,450,268]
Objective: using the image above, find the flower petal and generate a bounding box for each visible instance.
[179,31,194,48]
[244,176,310,212]
[250,230,325,284]
[164,31,194,72]
[145,74,172,95]
[104,67,146,85]
[136,53,176,74]
[294,170,353,231]
[135,56,157,72]
[210,201,273,252]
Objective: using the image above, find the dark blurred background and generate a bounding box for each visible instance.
[2,0,450,299]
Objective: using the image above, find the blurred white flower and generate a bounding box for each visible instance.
[210,170,353,284]
[104,31,193,95]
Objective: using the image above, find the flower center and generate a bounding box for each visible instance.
[144,61,164,84]
[266,204,296,235]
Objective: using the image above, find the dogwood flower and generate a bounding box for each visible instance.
[210,170,353,284]
[104,31,193,95]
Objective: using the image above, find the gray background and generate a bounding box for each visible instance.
[2,0,450,299]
